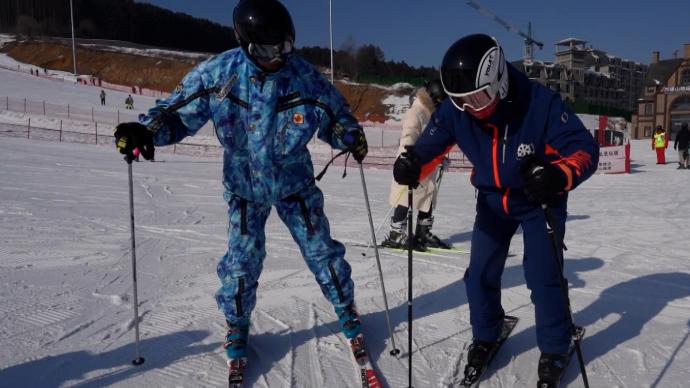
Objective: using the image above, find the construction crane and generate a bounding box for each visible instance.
[465,0,544,62]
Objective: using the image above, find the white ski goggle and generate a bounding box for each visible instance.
[448,84,496,112]
[248,41,294,62]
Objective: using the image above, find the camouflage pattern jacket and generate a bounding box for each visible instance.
[140,48,359,204]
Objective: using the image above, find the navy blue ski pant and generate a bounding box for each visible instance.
[465,192,571,354]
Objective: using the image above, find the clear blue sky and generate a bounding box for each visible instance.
[137,0,690,68]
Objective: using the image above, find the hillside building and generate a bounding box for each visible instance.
[632,44,690,139]
[513,38,648,113]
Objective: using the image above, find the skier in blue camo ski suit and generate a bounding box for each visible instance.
[393,34,599,383]
[113,0,369,367]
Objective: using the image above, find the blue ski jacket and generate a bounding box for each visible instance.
[140,48,360,204]
[414,63,599,215]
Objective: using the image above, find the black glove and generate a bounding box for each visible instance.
[393,148,421,188]
[342,127,368,163]
[114,122,155,161]
[520,156,567,204]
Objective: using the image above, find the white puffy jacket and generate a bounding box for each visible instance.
[388,87,438,211]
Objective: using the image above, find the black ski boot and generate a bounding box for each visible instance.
[461,340,498,385]
[415,219,450,249]
[381,220,426,251]
[537,352,570,388]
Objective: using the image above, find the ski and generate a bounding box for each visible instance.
[349,333,382,388]
[227,357,246,388]
[460,315,520,387]
[426,246,470,254]
[536,326,586,388]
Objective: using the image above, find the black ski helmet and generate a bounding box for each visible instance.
[424,79,447,107]
[440,34,508,113]
[233,0,295,49]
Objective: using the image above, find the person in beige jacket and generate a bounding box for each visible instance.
[382,79,451,250]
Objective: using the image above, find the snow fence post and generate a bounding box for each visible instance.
[27,118,30,139]
[59,121,62,142]
[117,110,120,123]
[68,104,70,119]
[43,101,46,115]
[24,98,26,113]
[5,96,8,110]
[95,122,98,144]
[381,127,384,147]
[92,107,94,122]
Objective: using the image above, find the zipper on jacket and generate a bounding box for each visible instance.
[502,125,508,164]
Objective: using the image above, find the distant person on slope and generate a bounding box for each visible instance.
[125,94,134,110]
[392,34,598,386]
[112,0,376,385]
[652,125,668,164]
[100,90,106,106]
[382,79,451,251]
[673,122,689,169]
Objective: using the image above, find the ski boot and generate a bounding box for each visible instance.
[336,303,362,339]
[461,340,498,384]
[415,219,450,249]
[537,352,570,388]
[224,319,249,388]
[381,220,427,251]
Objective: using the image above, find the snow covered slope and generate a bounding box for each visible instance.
[1,57,690,387]
[0,136,689,387]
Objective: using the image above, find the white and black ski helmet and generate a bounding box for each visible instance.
[440,34,508,113]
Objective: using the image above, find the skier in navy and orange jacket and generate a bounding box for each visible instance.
[392,34,599,384]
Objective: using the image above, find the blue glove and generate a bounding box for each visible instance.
[341,126,368,163]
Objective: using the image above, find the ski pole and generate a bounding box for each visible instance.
[542,204,589,388]
[357,163,400,356]
[406,183,414,388]
[126,155,145,366]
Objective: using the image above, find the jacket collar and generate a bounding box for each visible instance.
[484,63,531,128]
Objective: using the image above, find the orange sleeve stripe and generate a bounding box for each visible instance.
[544,143,591,177]
[545,143,561,157]
[419,145,454,181]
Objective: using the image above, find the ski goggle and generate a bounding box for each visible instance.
[248,40,294,63]
[448,84,496,112]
